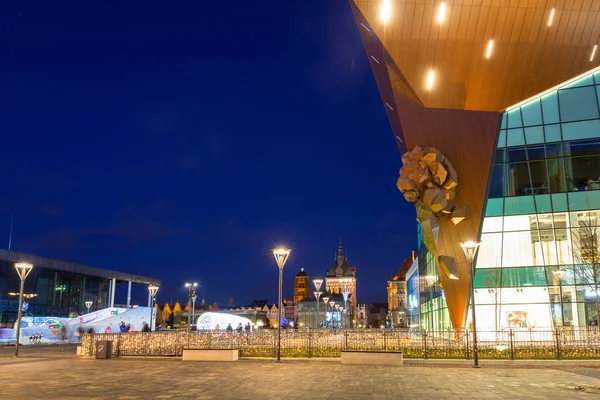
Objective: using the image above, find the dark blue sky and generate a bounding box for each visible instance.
[0,0,416,306]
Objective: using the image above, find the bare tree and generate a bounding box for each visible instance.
[570,211,600,325]
[484,268,503,336]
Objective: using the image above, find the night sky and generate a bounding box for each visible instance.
[0,0,416,307]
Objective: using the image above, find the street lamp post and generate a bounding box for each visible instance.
[329,301,335,328]
[148,285,159,331]
[322,296,330,329]
[273,248,291,362]
[185,282,198,332]
[191,295,197,328]
[461,241,481,368]
[552,269,566,327]
[313,291,322,329]
[312,278,323,329]
[14,263,34,357]
[85,300,93,314]
[342,291,350,328]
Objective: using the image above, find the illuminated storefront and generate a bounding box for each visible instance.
[473,70,600,329]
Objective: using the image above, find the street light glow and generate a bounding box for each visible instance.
[426,70,435,90]
[485,40,494,59]
[548,8,555,27]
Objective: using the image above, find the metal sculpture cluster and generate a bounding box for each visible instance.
[397,146,465,280]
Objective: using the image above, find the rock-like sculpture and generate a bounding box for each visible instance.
[397,146,462,280]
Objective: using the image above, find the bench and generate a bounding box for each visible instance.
[182,349,239,361]
[340,350,403,366]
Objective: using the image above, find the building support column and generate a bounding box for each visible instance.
[110,278,116,308]
[148,291,151,307]
[127,281,132,307]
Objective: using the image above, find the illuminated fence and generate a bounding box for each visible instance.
[80,328,600,359]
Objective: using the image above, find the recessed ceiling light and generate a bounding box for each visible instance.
[591,45,598,62]
[426,70,435,90]
[548,8,555,27]
[485,40,494,59]
[380,0,392,24]
[437,1,447,24]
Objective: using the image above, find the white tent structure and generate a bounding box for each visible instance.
[196,312,253,331]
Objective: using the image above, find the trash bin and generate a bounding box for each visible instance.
[95,340,113,359]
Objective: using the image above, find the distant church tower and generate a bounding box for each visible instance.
[325,240,358,324]
[294,268,310,304]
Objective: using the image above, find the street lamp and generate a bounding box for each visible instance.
[272,247,291,362]
[313,291,322,329]
[185,282,198,331]
[342,290,350,328]
[313,278,323,329]
[425,275,436,333]
[461,240,481,368]
[14,262,33,356]
[322,296,330,328]
[552,269,566,327]
[329,301,335,328]
[85,300,93,314]
[148,285,159,331]
[191,295,198,329]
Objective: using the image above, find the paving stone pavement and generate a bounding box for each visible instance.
[1,356,600,399]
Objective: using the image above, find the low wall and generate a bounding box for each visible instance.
[341,350,403,365]
[182,349,238,361]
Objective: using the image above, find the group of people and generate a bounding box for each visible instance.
[213,322,252,333]
[28,333,44,344]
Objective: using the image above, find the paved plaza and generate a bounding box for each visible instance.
[2,347,600,399]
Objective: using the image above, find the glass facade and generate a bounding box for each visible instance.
[475,69,600,329]
[0,260,110,328]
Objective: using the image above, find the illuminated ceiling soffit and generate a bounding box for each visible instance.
[353,0,600,111]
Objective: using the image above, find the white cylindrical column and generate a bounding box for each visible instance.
[127,281,132,307]
[110,278,116,307]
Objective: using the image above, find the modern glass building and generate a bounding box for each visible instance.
[0,250,160,328]
[348,1,600,331]
[474,69,600,329]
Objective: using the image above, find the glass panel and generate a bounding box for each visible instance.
[500,112,508,129]
[564,138,600,156]
[547,158,566,193]
[478,233,503,268]
[563,74,594,89]
[506,162,531,196]
[551,193,569,211]
[504,215,533,231]
[546,142,562,157]
[507,147,527,162]
[558,86,599,122]
[488,164,504,198]
[507,128,525,146]
[525,126,544,144]
[502,267,549,286]
[541,92,560,124]
[528,161,549,195]
[507,108,523,129]
[502,230,535,267]
[534,194,552,213]
[527,144,545,160]
[482,216,503,233]
[544,124,562,142]
[565,155,600,191]
[485,198,504,217]
[562,119,600,141]
[568,191,600,210]
[521,99,543,126]
[495,148,505,163]
[473,268,502,288]
[497,130,506,148]
[504,196,536,215]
